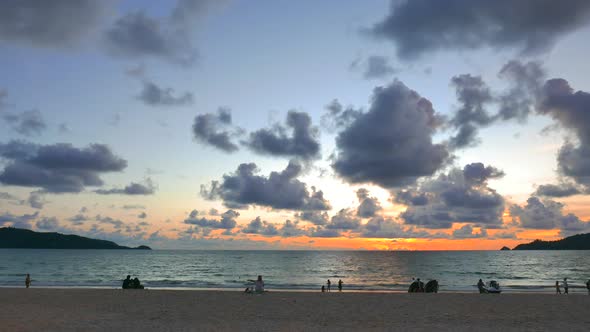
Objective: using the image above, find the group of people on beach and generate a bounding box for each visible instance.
[555,278,590,295]
[122,275,144,289]
[321,279,343,292]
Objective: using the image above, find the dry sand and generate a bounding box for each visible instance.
[1,288,589,331]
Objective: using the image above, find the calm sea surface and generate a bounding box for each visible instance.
[0,250,588,293]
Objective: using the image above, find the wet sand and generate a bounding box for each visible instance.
[1,288,588,331]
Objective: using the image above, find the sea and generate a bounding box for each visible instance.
[1,250,589,293]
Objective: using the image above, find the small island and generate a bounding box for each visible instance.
[513,232,590,250]
[500,246,510,251]
[0,227,151,250]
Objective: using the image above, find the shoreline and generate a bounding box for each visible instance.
[1,288,588,331]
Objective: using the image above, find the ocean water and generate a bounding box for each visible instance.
[0,250,589,293]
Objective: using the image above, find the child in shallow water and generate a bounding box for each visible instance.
[25,274,31,288]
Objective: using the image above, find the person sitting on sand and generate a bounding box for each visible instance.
[133,277,145,289]
[555,281,561,294]
[255,275,264,293]
[563,278,568,294]
[477,279,487,294]
[338,279,343,292]
[122,275,132,289]
[321,285,325,292]
[25,274,31,288]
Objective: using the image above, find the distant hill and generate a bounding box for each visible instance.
[500,246,511,251]
[513,233,590,250]
[0,227,151,250]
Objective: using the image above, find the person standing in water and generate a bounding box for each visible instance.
[338,279,343,292]
[555,281,561,294]
[563,278,569,294]
[327,279,331,292]
[586,279,590,295]
[25,274,31,288]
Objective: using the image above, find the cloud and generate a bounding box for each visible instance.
[351,56,397,79]
[510,197,590,235]
[394,189,430,206]
[184,209,239,230]
[0,191,23,205]
[0,140,127,193]
[36,217,59,231]
[2,110,47,137]
[95,178,156,195]
[296,211,329,226]
[452,224,488,239]
[201,160,331,211]
[0,0,110,48]
[245,111,321,160]
[370,0,590,59]
[28,191,45,209]
[137,81,193,106]
[400,163,505,229]
[448,61,545,149]
[138,212,147,219]
[537,78,590,188]
[192,108,242,152]
[320,99,362,132]
[103,0,221,65]
[356,188,382,218]
[534,183,581,197]
[242,217,279,236]
[0,211,38,229]
[361,216,446,239]
[325,209,361,230]
[68,214,89,226]
[331,80,448,188]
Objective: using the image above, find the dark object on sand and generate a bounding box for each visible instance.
[123,275,145,289]
[408,280,425,293]
[425,280,439,293]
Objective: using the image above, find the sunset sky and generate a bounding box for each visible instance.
[1,0,590,250]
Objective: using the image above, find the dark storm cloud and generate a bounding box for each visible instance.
[394,190,429,206]
[534,183,581,197]
[496,60,545,121]
[331,80,448,188]
[192,108,242,153]
[245,111,321,160]
[95,179,156,195]
[0,0,110,48]
[452,224,488,239]
[325,209,361,230]
[320,99,362,132]
[510,197,590,235]
[400,163,505,229]
[138,81,193,106]
[2,110,47,137]
[201,161,331,211]
[370,0,590,60]
[0,140,127,193]
[356,188,382,218]
[28,191,44,209]
[184,209,238,230]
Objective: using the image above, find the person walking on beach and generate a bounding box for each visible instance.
[555,281,561,294]
[338,279,343,292]
[25,274,31,288]
[563,278,569,294]
[477,279,486,293]
[327,279,331,292]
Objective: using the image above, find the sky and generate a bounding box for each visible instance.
[1,0,590,250]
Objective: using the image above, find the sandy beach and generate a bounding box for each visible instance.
[0,288,588,331]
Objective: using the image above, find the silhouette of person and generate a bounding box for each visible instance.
[25,274,31,288]
[555,281,561,294]
[321,285,325,292]
[477,279,486,293]
[417,278,424,292]
[327,279,331,292]
[122,275,131,289]
[586,279,590,295]
[133,277,144,289]
[255,275,264,293]
[563,278,569,294]
[338,279,343,292]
